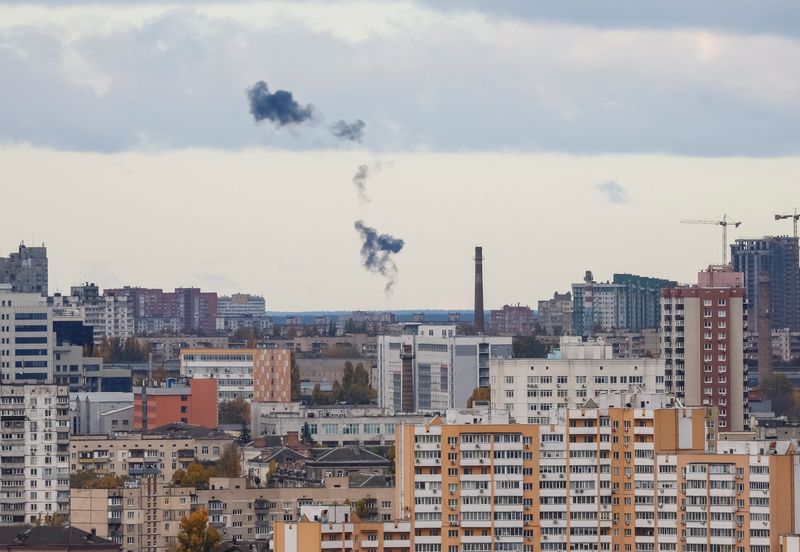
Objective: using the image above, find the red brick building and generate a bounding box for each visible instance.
[133,378,218,430]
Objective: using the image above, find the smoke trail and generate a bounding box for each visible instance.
[331,119,366,142]
[353,164,370,202]
[354,221,405,293]
[246,81,314,126]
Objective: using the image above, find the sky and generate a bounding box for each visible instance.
[2,1,800,310]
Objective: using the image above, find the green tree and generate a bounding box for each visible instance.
[761,373,797,418]
[175,508,221,552]
[217,443,242,478]
[512,336,549,358]
[466,387,490,407]
[300,422,315,445]
[218,398,250,426]
[291,352,301,401]
[311,383,334,405]
[354,499,369,519]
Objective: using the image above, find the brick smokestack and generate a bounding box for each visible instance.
[474,246,485,335]
[757,271,773,381]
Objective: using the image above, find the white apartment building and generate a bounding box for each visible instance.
[0,285,54,383]
[490,336,665,424]
[0,383,71,524]
[376,324,512,412]
[84,295,134,342]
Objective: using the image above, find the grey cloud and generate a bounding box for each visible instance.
[595,181,629,204]
[0,6,799,155]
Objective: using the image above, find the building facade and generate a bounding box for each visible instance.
[0,244,48,295]
[133,378,218,430]
[0,383,70,524]
[84,296,134,343]
[731,236,800,331]
[376,324,513,412]
[661,266,748,432]
[537,292,574,336]
[490,336,665,424]
[104,287,218,335]
[0,286,54,383]
[251,402,430,446]
[489,304,534,336]
[613,273,677,332]
[71,392,134,435]
[180,348,292,403]
[395,398,800,552]
[71,476,396,552]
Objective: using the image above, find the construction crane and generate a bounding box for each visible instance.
[681,214,742,265]
[774,208,799,240]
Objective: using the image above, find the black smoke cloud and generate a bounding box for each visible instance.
[331,119,366,142]
[354,221,405,293]
[353,164,370,202]
[246,81,314,126]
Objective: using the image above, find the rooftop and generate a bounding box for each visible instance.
[0,526,118,549]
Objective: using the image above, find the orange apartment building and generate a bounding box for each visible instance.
[133,378,218,429]
[396,395,800,552]
[180,348,292,403]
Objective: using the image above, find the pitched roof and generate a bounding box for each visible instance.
[0,526,119,549]
[349,473,390,488]
[307,446,390,467]
[250,447,308,465]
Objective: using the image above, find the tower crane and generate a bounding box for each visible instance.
[774,208,799,240]
[680,214,742,265]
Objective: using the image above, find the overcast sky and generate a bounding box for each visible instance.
[2,1,799,310]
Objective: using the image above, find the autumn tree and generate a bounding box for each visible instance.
[175,508,221,552]
[290,352,301,401]
[217,443,242,478]
[218,398,250,426]
[467,387,490,408]
[173,463,218,487]
[512,336,549,358]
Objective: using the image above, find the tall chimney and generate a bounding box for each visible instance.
[757,272,773,382]
[474,246,485,335]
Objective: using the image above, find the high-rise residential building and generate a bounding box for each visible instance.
[83,295,134,343]
[490,336,665,423]
[0,243,48,295]
[572,271,627,336]
[0,383,70,524]
[661,266,748,431]
[216,293,272,334]
[537,291,574,336]
[396,396,800,552]
[376,324,513,412]
[104,287,218,335]
[133,378,218,430]
[731,235,800,331]
[613,273,677,331]
[572,271,676,336]
[180,347,292,402]
[0,285,55,383]
[489,304,534,336]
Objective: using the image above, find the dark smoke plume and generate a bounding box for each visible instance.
[353,164,370,202]
[331,119,366,142]
[354,221,405,293]
[246,81,314,126]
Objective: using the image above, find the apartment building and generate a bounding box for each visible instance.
[273,504,412,552]
[490,336,665,424]
[71,476,396,551]
[0,243,48,295]
[104,287,218,335]
[661,266,748,431]
[180,348,292,402]
[0,383,71,525]
[537,292,574,336]
[251,402,430,446]
[396,396,800,552]
[0,286,54,382]
[69,424,235,483]
[133,378,218,430]
[489,304,534,336]
[376,324,513,412]
[84,296,134,343]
